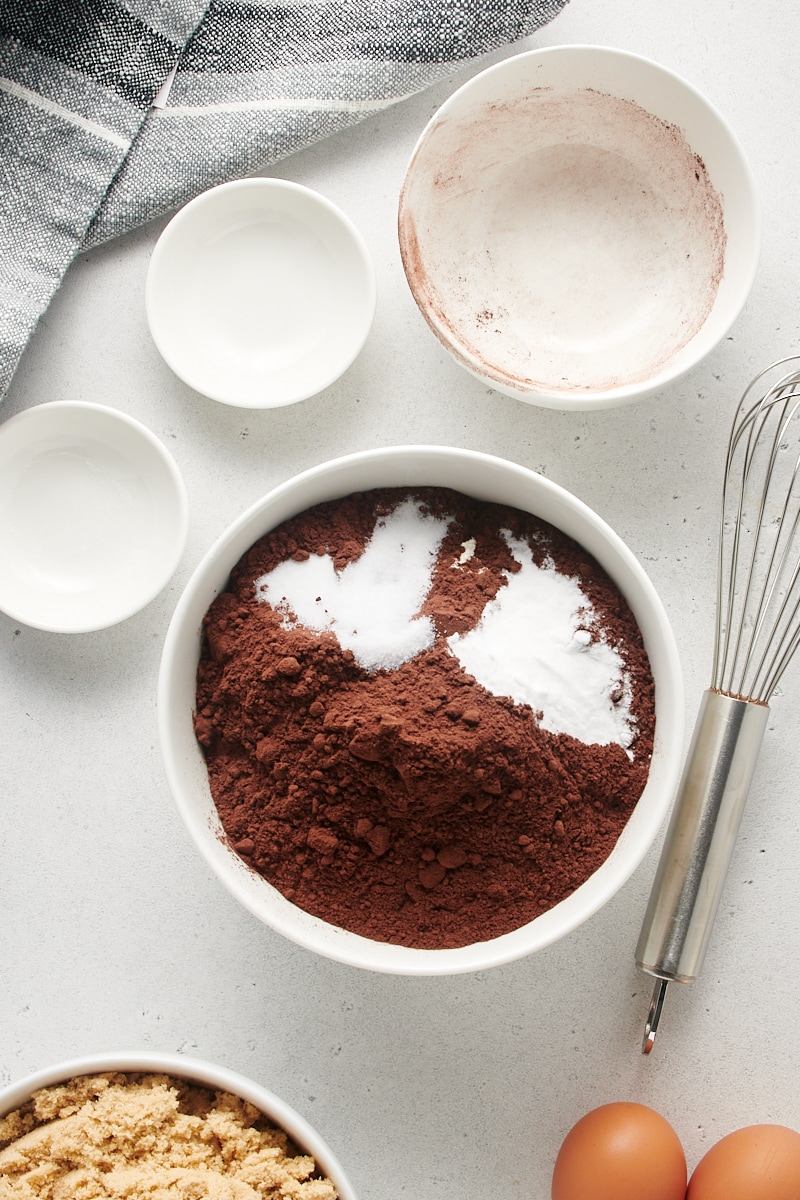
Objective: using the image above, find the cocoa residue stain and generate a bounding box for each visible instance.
[398,207,487,378]
[194,488,655,950]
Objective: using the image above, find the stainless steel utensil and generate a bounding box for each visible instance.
[636,357,800,1053]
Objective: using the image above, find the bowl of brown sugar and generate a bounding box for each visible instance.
[159,446,684,974]
[0,1051,357,1199]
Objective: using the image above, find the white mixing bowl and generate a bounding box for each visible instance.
[398,46,760,409]
[159,446,684,974]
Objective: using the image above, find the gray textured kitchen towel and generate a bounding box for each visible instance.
[0,0,569,400]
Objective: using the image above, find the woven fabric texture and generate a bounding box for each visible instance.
[0,0,569,399]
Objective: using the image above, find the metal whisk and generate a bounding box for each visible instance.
[636,357,800,1053]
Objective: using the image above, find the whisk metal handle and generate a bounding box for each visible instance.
[635,689,769,1049]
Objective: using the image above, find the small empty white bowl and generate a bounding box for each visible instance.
[146,178,377,408]
[398,45,760,409]
[0,401,188,632]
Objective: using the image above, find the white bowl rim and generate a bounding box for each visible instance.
[159,444,685,974]
[145,177,377,409]
[0,1050,358,1200]
[398,43,761,410]
[0,400,189,633]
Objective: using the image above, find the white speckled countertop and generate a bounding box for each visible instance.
[3,1,800,1196]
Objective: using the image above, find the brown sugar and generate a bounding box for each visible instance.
[0,1072,338,1198]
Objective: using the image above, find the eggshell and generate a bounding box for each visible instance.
[551,1101,687,1200]
[687,1123,800,1200]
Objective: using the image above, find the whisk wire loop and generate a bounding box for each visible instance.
[713,359,800,703]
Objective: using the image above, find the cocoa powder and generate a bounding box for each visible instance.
[194,487,655,949]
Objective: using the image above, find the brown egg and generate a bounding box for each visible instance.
[687,1123,800,1199]
[551,1101,687,1200]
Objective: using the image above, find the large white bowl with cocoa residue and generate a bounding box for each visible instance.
[398,45,760,409]
[0,1051,358,1200]
[158,446,684,975]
